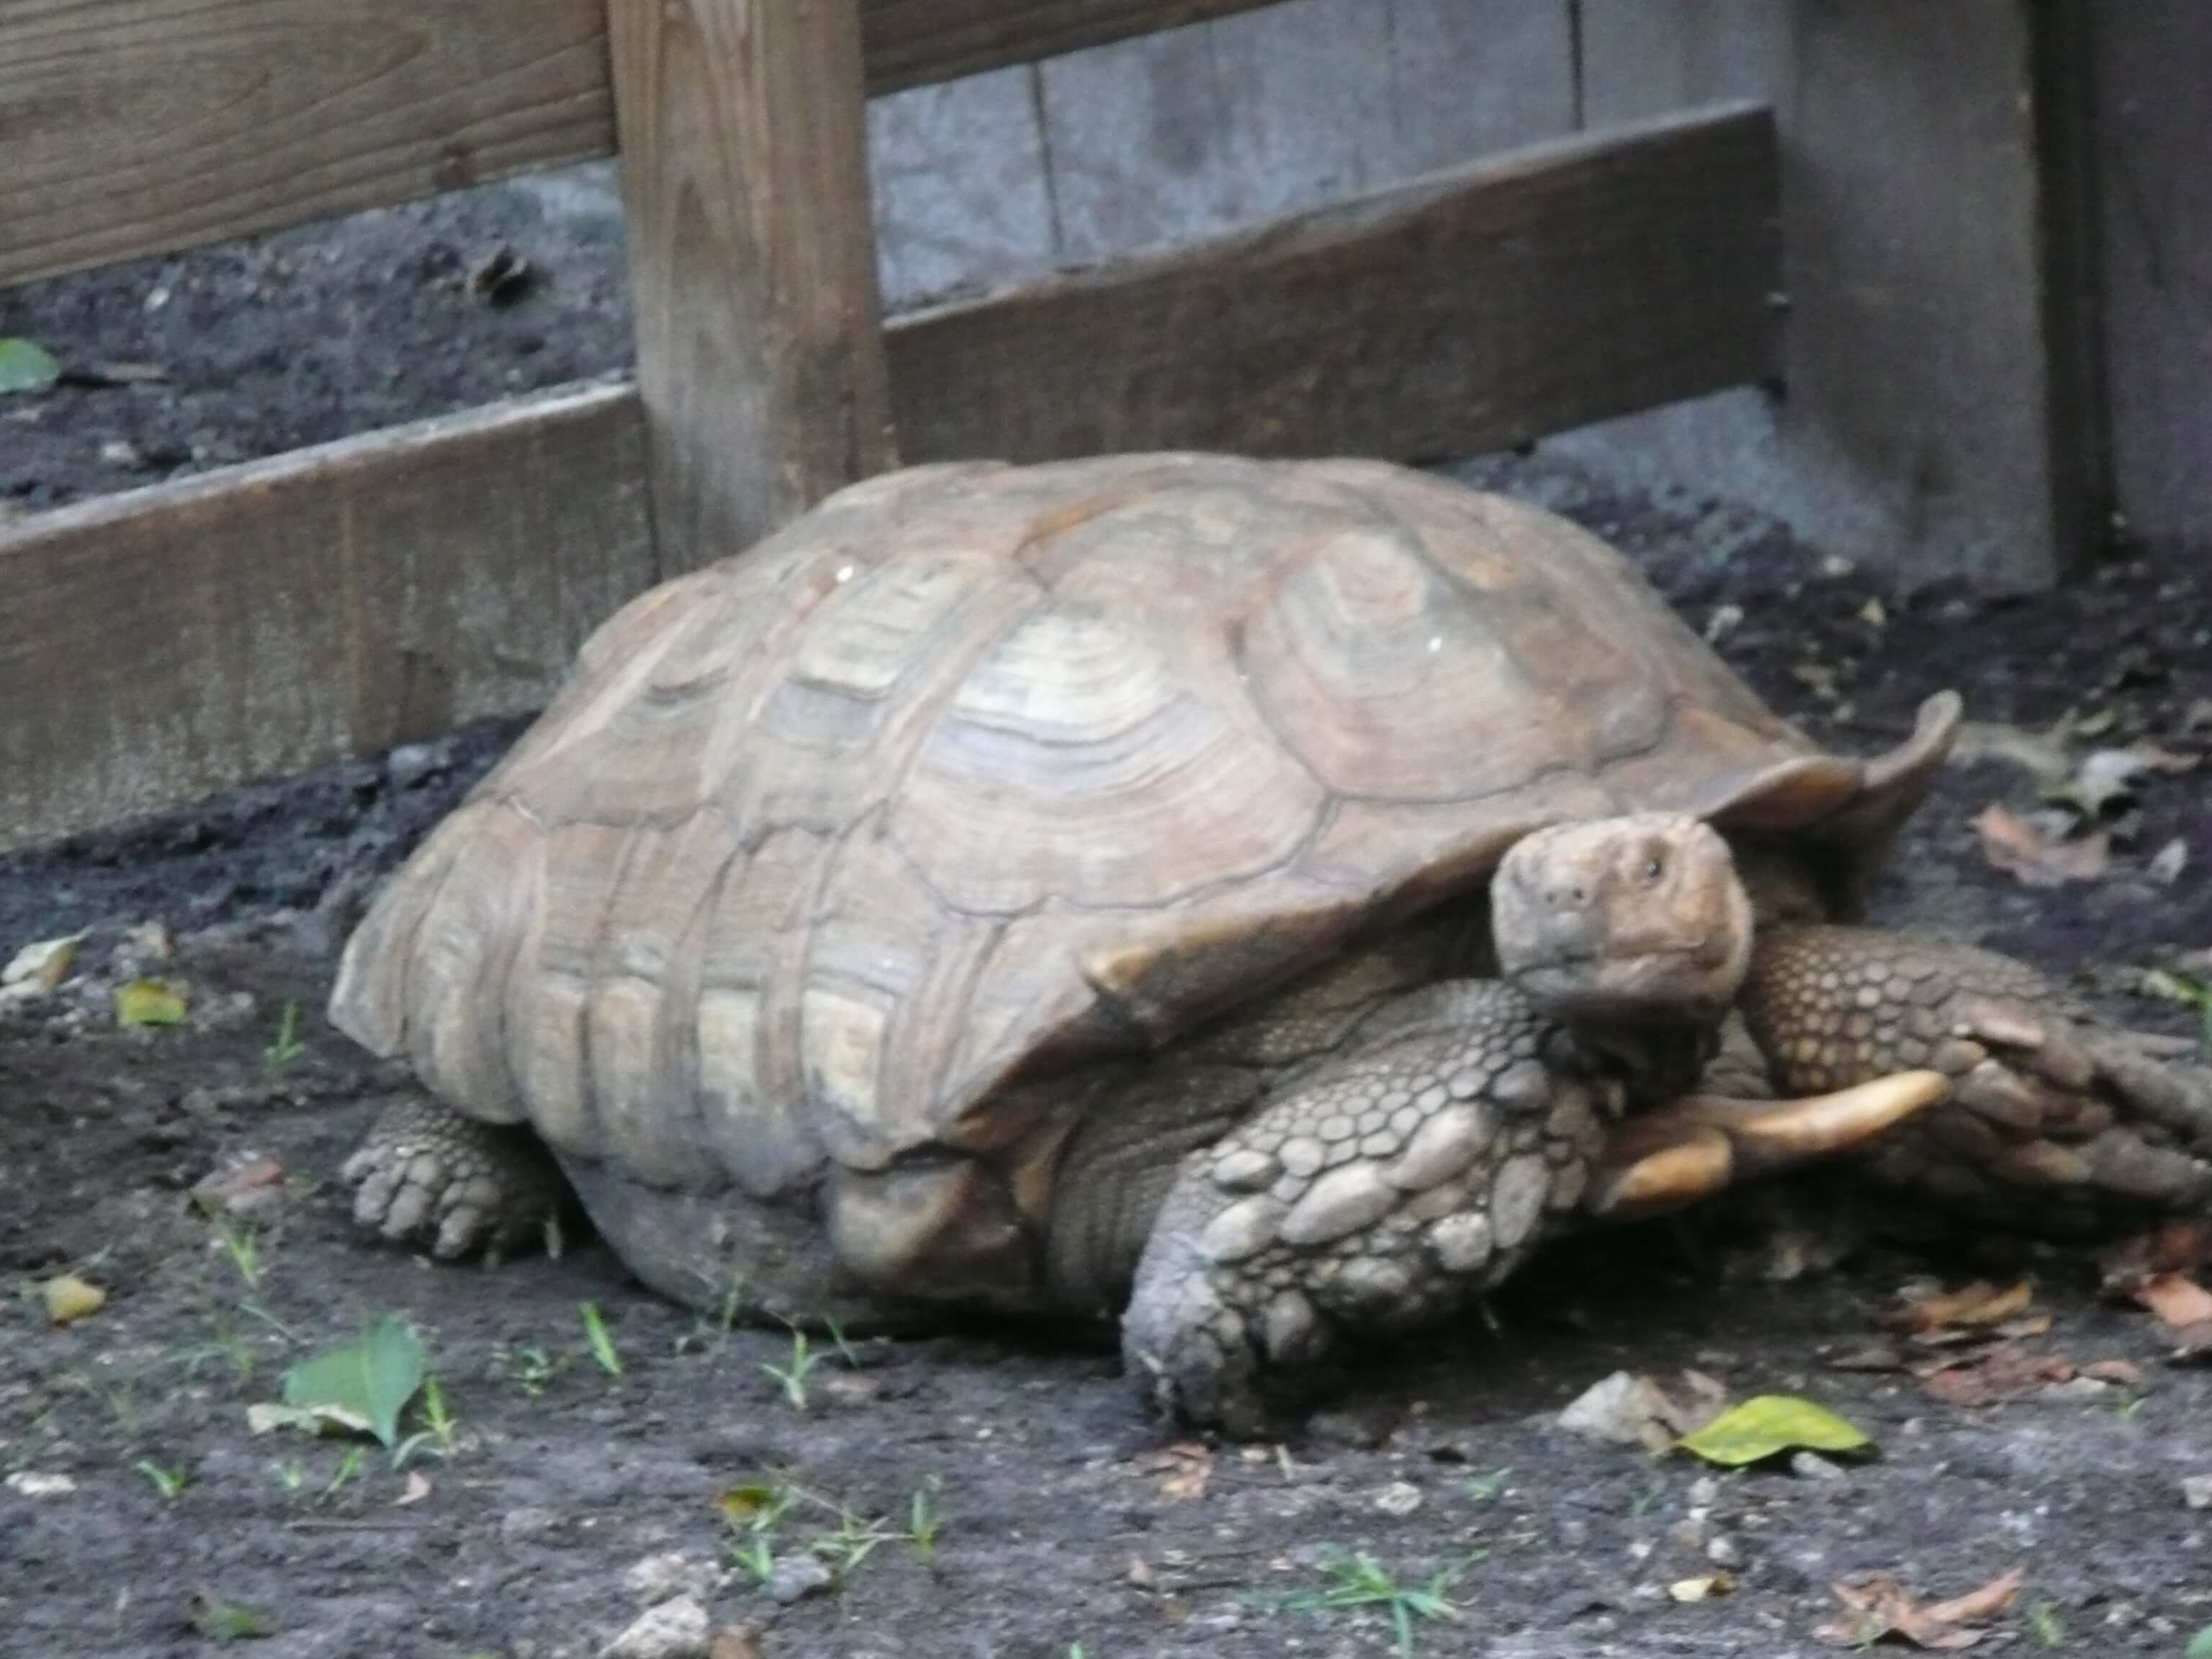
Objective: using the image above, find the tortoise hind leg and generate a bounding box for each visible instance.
[1740,925,2212,1234]
[342,1092,569,1261]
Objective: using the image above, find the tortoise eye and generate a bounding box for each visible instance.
[1643,856,1665,883]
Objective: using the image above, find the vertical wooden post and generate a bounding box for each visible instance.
[610,0,898,576]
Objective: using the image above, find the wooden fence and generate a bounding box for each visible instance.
[0,1,1781,853]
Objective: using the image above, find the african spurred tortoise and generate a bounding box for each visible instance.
[328,454,2212,1431]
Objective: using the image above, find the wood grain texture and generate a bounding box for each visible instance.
[886,104,1780,467]
[0,0,1287,288]
[612,0,898,576]
[0,382,654,853]
[0,0,617,289]
[1575,0,2082,590]
[860,0,1283,94]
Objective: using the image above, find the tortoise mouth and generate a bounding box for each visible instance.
[1506,945,1739,1028]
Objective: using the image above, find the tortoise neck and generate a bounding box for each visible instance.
[1727,835,1835,928]
[1558,1016,1718,1112]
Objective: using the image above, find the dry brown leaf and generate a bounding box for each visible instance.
[1816,1568,2024,1649]
[2167,1318,2212,1364]
[1916,1343,2074,1407]
[1972,804,2110,886]
[2098,1223,2212,1298]
[2131,1272,2212,1328]
[2084,1359,2146,1388]
[2127,740,2201,775]
[709,1627,765,1659]
[1920,1568,2026,1627]
[1890,1280,2036,1334]
[1154,1442,1211,1502]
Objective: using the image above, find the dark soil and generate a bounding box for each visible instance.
[7,176,2212,1659]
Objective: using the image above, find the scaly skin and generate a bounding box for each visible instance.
[1740,925,2212,1233]
[1121,979,1612,1437]
[342,1093,567,1260]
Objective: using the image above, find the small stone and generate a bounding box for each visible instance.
[501,1505,562,1542]
[1686,1476,1719,1507]
[1488,1155,1551,1249]
[385,741,450,790]
[1706,1535,1741,1568]
[1212,1147,1280,1192]
[766,1553,834,1606]
[190,1154,287,1223]
[1201,1196,1285,1264]
[622,1552,708,1605]
[1280,1163,1396,1247]
[1372,1480,1423,1516]
[1426,1212,1493,1274]
[2182,1475,2212,1511]
[1789,1450,1847,1482]
[1386,1104,1490,1191]
[5,1472,76,1496]
[601,1596,709,1659]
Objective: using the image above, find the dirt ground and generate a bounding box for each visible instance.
[7,172,2212,1659]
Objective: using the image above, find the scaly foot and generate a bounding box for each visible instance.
[341,1092,569,1260]
[1742,926,2212,1234]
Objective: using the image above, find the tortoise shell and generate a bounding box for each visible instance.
[330,454,1884,1199]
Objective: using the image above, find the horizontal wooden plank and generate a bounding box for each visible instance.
[0,382,655,852]
[861,0,1284,94]
[0,0,619,289]
[1,104,1777,850]
[884,102,1781,466]
[0,0,1286,289]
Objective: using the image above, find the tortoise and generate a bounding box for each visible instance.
[328,453,2212,1434]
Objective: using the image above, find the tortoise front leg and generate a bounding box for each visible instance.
[1741,926,2212,1234]
[1120,979,1942,1435]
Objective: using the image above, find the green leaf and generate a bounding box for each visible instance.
[280,1316,426,1448]
[2188,1625,2212,1659]
[114,979,188,1028]
[189,1593,271,1643]
[1674,1394,1874,1467]
[0,338,60,395]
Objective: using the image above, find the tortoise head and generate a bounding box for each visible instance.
[1491,812,1753,1031]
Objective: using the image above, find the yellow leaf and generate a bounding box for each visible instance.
[717,1484,781,1523]
[115,979,188,1028]
[1670,1574,1734,1603]
[42,1274,105,1324]
[1676,1394,1873,1467]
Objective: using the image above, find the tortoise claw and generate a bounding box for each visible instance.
[1586,1069,1949,1220]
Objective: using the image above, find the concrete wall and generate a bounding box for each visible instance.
[864,0,1577,312]
[2092,1,2212,547]
[851,0,2087,590]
